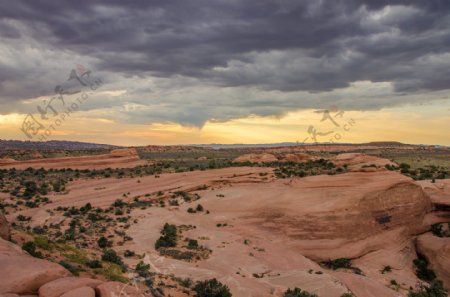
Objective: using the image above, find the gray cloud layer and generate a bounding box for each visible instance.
[0,0,449,125]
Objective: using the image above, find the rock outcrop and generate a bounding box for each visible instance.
[331,153,396,171]
[209,171,431,261]
[416,233,450,290]
[0,238,146,296]
[0,239,70,294]
[38,277,102,297]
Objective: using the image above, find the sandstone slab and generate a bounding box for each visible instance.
[38,277,102,297]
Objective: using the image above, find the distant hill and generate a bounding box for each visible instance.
[0,140,119,151]
[362,141,407,147]
[188,142,409,149]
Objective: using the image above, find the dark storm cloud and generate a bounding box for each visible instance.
[0,0,449,124]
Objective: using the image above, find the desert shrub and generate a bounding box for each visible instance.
[196,204,204,212]
[32,226,46,234]
[322,258,352,270]
[187,239,199,250]
[52,180,65,192]
[283,287,318,297]
[155,223,177,249]
[59,260,80,276]
[16,214,31,221]
[124,250,135,257]
[413,256,436,282]
[431,224,445,237]
[86,259,103,268]
[97,236,109,248]
[22,241,43,258]
[193,278,232,297]
[187,207,196,213]
[159,248,195,261]
[381,265,392,274]
[135,261,151,278]
[23,181,38,198]
[39,182,49,195]
[408,280,447,297]
[34,236,52,251]
[102,249,123,266]
[179,277,194,288]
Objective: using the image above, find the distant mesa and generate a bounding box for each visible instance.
[0,148,148,170]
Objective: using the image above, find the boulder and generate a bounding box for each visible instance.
[0,238,70,294]
[38,277,102,297]
[95,282,141,297]
[331,153,396,171]
[0,213,10,241]
[60,287,95,297]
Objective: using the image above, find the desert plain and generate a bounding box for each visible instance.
[0,142,449,297]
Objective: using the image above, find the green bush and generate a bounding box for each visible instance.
[135,261,151,278]
[155,223,177,249]
[23,181,38,198]
[97,236,109,248]
[413,257,436,282]
[283,287,318,297]
[193,278,232,297]
[431,224,446,238]
[381,265,392,274]
[86,259,102,268]
[22,241,42,258]
[101,249,123,266]
[187,239,199,250]
[322,258,352,270]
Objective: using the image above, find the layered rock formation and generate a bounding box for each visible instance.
[0,148,147,170]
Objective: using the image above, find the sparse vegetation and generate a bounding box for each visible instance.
[193,278,232,297]
[408,280,447,297]
[283,287,318,297]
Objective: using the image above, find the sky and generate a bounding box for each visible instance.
[0,0,449,146]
